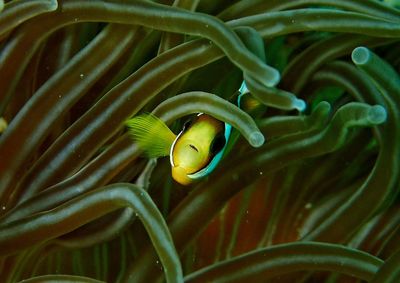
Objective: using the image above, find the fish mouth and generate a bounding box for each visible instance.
[171,166,193,185]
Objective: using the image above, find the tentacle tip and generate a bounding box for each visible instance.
[352,47,370,65]
[264,69,281,87]
[293,98,307,112]
[316,101,332,112]
[249,132,265,147]
[258,67,281,87]
[49,0,59,10]
[368,105,387,124]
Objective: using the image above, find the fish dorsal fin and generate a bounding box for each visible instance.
[125,113,176,158]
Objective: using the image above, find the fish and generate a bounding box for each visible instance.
[125,81,252,185]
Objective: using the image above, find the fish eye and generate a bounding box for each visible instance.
[210,133,226,155]
[189,144,199,152]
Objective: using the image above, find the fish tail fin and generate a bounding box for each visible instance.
[125,113,176,158]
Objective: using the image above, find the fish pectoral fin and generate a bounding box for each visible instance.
[125,113,176,158]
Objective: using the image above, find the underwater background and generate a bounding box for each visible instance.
[0,0,400,282]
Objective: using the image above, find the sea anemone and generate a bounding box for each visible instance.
[0,0,399,282]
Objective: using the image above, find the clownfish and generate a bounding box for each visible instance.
[125,82,257,185]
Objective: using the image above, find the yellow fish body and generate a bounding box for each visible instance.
[170,114,227,185]
[126,112,229,185]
